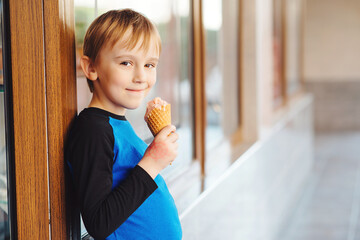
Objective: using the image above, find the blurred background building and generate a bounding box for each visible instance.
[0,0,359,239]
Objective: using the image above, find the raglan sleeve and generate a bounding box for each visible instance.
[67,119,158,239]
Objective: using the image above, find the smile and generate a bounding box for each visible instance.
[126,89,145,93]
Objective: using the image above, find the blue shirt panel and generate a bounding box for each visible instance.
[106,117,182,240]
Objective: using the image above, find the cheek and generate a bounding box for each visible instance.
[145,76,156,97]
[148,75,156,88]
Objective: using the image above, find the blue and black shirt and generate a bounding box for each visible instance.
[65,107,182,240]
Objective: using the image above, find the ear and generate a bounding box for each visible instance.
[80,56,98,81]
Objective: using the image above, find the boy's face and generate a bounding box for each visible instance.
[91,37,159,115]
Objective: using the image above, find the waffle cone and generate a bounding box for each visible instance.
[146,104,171,136]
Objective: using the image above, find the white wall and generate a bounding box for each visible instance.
[304,0,360,131]
[304,0,360,81]
[180,95,314,240]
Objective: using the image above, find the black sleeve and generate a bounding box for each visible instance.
[66,118,157,239]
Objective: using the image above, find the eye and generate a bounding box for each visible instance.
[120,61,132,66]
[145,63,156,69]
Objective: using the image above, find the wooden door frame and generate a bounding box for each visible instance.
[8,0,77,239]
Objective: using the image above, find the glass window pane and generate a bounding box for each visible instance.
[74,0,193,237]
[98,1,193,177]
[203,0,239,150]
[0,0,10,238]
[74,1,95,114]
[273,0,284,108]
[286,0,302,94]
[74,2,96,238]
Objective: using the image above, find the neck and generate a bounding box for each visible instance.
[88,94,126,116]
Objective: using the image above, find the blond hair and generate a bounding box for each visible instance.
[83,9,161,92]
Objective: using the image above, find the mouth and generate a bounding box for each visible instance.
[126,88,146,94]
[126,88,145,92]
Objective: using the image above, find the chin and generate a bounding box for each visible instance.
[126,102,142,110]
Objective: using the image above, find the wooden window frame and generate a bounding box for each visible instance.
[299,0,306,90]
[279,0,307,105]
[167,0,244,214]
[192,0,207,179]
[9,0,77,239]
[9,0,49,239]
[272,0,287,109]
[184,0,245,193]
[43,0,77,239]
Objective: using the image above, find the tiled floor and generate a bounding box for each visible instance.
[279,131,360,240]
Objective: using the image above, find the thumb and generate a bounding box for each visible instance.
[156,125,176,139]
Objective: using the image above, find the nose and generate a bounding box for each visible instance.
[133,66,146,84]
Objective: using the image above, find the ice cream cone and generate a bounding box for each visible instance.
[146,104,171,136]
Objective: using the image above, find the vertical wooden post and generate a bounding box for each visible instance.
[9,0,77,238]
[238,0,243,129]
[192,0,207,179]
[8,0,49,239]
[300,0,307,89]
[281,0,288,104]
[43,0,77,239]
[241,0,260,141]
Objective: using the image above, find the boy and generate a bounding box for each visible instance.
[65,9,182,240]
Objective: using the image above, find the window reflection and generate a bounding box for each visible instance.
[75,0,192,169]
[74,1,193,237]
[99,1,193,177]
[286,0,302,95]
[273,0,284,108]
[0,97,8,239]
[0,0,10,238]
[203,0,239,150]
[74,1,95,114]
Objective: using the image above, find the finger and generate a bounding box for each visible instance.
[167,132,179,142]
[156,125,176,139]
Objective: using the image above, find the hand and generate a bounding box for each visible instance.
[138,125,179,179]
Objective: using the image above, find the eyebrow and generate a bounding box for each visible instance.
[113,54,133,60]
[113,55,159,62]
